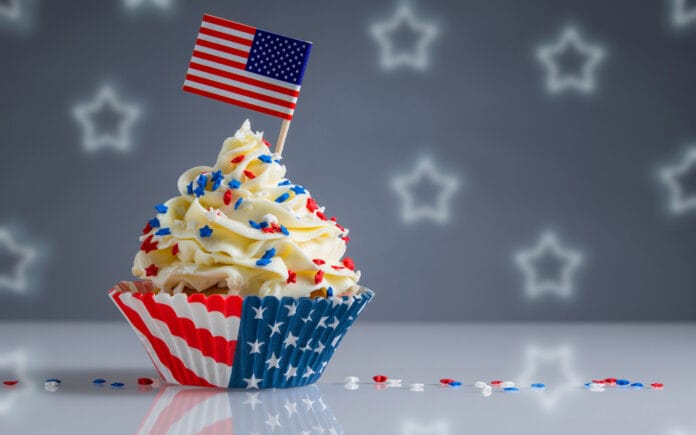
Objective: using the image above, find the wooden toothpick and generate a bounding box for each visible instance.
[275,119,291,156]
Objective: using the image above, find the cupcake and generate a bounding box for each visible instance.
[110,120,372,388]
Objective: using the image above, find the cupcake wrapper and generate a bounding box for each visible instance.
[138,384,343,435]
[109,281,373,389]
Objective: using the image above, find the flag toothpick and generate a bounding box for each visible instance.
[275,119,291,156]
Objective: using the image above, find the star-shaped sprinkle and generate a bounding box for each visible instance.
[268,321,284,337]
[72,85,141,153]
[266,352,281,369]
[243,374,262,389]
[660,146,696,214]
[370,4,438,71]
[199,225,213,238]
[391,156,460,224]
[247,339,265,354]
[283,332,298,348]
[536,26,605,95]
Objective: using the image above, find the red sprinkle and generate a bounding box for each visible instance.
[340,236,350,243]
[316,211,327,221]
[331,265,345,270]
[330,216,337,222]
[335,223,346,232]
[262,139,272,148]
[373,375,388,383]
[231,154,245,164]
[142,222,152,235]
[243,170,256,179]
[490,380,502,386]
[3,380,18,386]
[604,378,617,385]
[145,264,159,277]
[140,235,159,253]
[262,228,276,233]
[650,382,664,389]
[314,270,324,285]
[171,243,179,256]
[439,378,454,385]
[306,198,319,213]
[312,259,326,265]
[271,223,282,232]
[137,377,154,385]
[342,257,355,271]
[287,270,297,284]
[591,379,605,384]
[223,189,233,206]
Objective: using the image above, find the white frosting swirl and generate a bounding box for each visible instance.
[132,120,360,297]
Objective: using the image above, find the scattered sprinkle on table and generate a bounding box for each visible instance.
[373,375,388,383]
[92,378,106,385]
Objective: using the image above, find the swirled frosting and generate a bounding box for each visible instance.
[132,120,360,297]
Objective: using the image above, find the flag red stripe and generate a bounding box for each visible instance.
[133,293,236,365]
[199,419,234,435]
[192,49,247,71]
[112,291,215,387]
[183,85,293,120]
[195,38,250,59]
[203,14,256,34]
[199,26,253,47]
[186,74,297,109]
[149,389,220,435]
[189,61,300,97]
[185,292,243,317]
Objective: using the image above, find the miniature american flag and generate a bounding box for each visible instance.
[183,14,312,120]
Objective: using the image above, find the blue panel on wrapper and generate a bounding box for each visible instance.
[229,290,373,388]
[246,29,312,85]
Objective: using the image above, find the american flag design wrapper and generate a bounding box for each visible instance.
[137,385,343,434]
[109,281,373,388]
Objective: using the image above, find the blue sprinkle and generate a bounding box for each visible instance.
[194,186,205,197]
[261,248,276,260]
[228,179,241,189]
[234,197,243,210]
[148,218,160,228]
[275,192,290,203]
[249,220,261,229]
[584,382,591,388]
[197,173,208,189]
[211,170,223,182]
[187,182,193,195]
[199,225,213,238]
[327,287,334,297]
[154,204,168,214]
[290,185,306,195]
[155,228,171,236]
[630,383,644,389]
[616,379,630,386]
[92,378,106,385]
[259,221,269,229]
[45,379,62,384]
[449,381,462,387]
[274,159,282,164]
[504,387,519,392]
[280,225,289,236]
[110,382,125,388]
[256,258,271,266]
[258,155,272,163]
[531,383,546,389]
[278,180,292,186]
[211,179,222,191]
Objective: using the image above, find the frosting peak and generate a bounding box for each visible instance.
[133,120,360,297]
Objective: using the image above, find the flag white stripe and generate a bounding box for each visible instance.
[184,79,295,115]
[155,293,241,342]
[136,388,180,435]
[196,33,252,54]
[193,44,248,65]
[190,55,301,92]
[201,20,255,41]
[133,328,178,385]
[187,68,298,104]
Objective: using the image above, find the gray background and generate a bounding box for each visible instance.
[1,0,695,321]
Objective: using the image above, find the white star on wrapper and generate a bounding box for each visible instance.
[265,413,281,431]
[331,335,343,347]
[671,0,696,28]
[266,352,281,369]
[268,321,284,337]
[317,316,328,328]
[301,396,315,411]
[72,85,141,153]
[517,344,582,411]
[252,305,266,319]
[283,399,298,416]
[370,3,438,71]
[0,227,38,294]
[514,231,583,299]
[392,157,461,225]
[284,364,298,380]
[300,343,313,352]
[283,332,299,348]
[402,420,450,435]
[327,317,340,329]
[303,367,316,378]
[243,374,262,389]
[536,26,605,94]
[313,341,325,354]
[247,339,265,354]
[284,302,297,316]
[243,392,262,410]
[660,147,696,214]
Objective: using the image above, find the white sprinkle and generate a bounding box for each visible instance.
[386,379,402,387]
[474,381,487,389]
[409,383,424,392]
[262,214,279,225]
[482,385,492,397]
[344,376,359,384]
[344,383,359,391]
[501,381,515,388]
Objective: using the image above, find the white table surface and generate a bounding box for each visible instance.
[0,322,694,435]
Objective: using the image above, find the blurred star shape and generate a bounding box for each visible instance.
[515,231,583,299]
[123,0,172,11]
[660,147,696,214]
[671,0,696,28]
[0,0,20,21]
[517,344,581,411]
[0,227,38,294]
[536,26,605,94]
[370,3,438,71]
[72,85,141,153]
[391,157,460,224]
[0,350,29,415]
